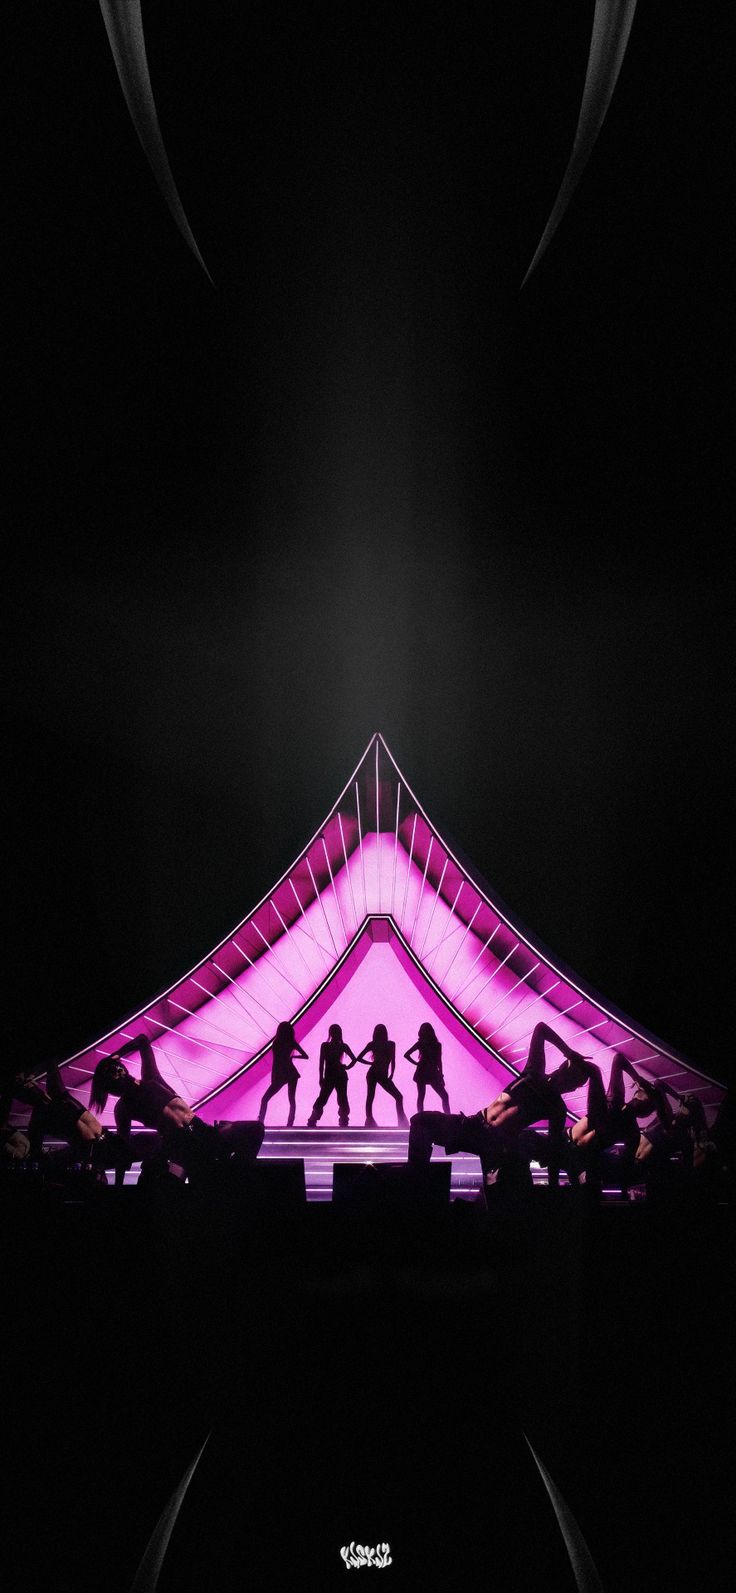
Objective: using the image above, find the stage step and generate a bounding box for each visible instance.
[259,1126,484,1202]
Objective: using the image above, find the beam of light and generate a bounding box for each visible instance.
[522,0,639,285]
[494,981,561,1053]
[167,996,245,1048]
[419,859,449,958]
[126,1013,241,1056]
[459,939,518,1018]
[442,900,479,984]
[98,0,211,279]
[567,1018,609,1042]
[477,961,540,1032]
[210,959,275,1026]
[192,972,270,1038]
[129,1435,209,1593]
[251,919,303,997]
[391,783,402,917]
[409,837,434,947]
[321,836,349,948]
[289,877,332,963]
[425,885,465,975]
[507,997,586,1055]
[231,936,297,1009]
[524,1436,604,1593]
[491,978,561,1048]
[271,897,313,980]
[338,813,361,933]
[399,813,418,932]
[307,855,339,958]
[355,782,369,918]
[451,924,501,1003]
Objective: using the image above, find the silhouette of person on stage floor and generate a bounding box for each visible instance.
[407,1021,591,1188]
[404,1022,450,1114]
[307,1024,357,1128]
[1,1058,105,1172]
[258,1021,307,1127]
[355,1023,408,1127]
[91,1033,263,1186]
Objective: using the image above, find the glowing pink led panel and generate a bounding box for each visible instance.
[52,734,723,1126]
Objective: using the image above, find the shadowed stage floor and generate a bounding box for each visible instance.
[1,1184,733,1592]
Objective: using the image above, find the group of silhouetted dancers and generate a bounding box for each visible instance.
[406,1023,732,1198]
[1,1019,733,1200]
[258,1020,450,1129]
[0,1039,264,1191]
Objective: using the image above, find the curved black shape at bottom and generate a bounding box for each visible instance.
[130,1436,209,1593]
[525,1434,604,1592]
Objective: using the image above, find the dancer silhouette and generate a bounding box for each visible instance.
[1,1060,104,1168]
[307,1024,357,1128]
[258,1022,307,1127]
[567,1052,664,1192]
[90,1034,263,1186]
[355,1024,408,1127]
[408,1022,591,1187]
[405,1023,450,1113]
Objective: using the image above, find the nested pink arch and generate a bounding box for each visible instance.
[54,733,724,1123]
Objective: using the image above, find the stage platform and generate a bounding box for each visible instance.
[257,1125,483,1200]
[108,1126,485,1197]
[38,1125,642,1198]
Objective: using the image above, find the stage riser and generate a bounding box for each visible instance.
[258,1127,478,1200]
[37,1130,628,1199]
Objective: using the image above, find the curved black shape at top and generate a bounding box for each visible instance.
[99,0,211,281]
[522,0,638,286]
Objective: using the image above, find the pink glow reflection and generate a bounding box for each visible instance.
[201,927,512,1125]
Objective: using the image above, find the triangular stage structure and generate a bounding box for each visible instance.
[57,734,722,1134]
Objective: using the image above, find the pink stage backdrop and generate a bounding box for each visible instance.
[52,735,723,1126]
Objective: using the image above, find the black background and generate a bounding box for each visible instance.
[5,1,733,1083]
[2,12,734,1591]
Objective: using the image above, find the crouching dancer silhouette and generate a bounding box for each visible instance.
[1,1064,34,1164]
[307,1024,357,1128]
[1,1059,105,1169]
[407,1022,592,1189]
[567,1051,666,1193]
[30,1059,106,1167]
[258,1022,307,1127]
[90,1034,263,1187]
[355,1024,408,1127]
